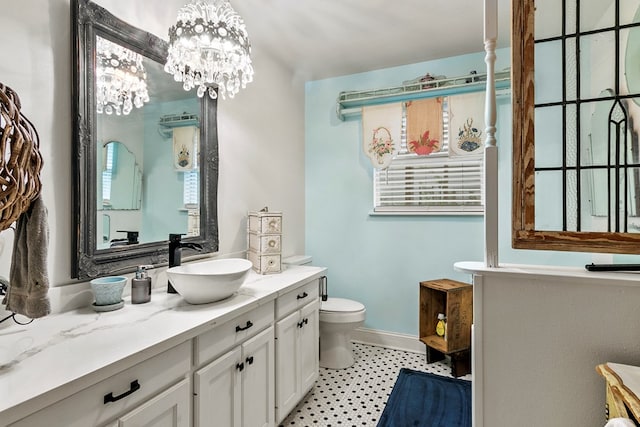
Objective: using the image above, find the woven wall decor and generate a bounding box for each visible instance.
[0,83,43,232]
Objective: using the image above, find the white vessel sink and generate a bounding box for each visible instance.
[166,258,253,304]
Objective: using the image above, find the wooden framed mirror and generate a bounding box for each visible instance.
[71,0,219,279]
[512,0,640,253]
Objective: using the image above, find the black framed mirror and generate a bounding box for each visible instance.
[72,0,219,279]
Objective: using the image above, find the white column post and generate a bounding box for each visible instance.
[483,0,499,268]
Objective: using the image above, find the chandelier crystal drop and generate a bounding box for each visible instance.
[96,36,149,115]
[164,0,254,100]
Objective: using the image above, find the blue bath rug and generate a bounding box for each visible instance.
[378,368,471,427]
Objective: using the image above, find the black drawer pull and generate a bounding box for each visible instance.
[296,292,308,300]
[235,320,253,332]
[104,380,140,404]
[297,318,309,328]
[246,356,254,365]
[236,362,244,371]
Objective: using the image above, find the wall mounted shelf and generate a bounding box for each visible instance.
[158,112,200,138]
[336,70,511,121]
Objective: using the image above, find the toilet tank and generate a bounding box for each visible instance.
[282,255,312,266]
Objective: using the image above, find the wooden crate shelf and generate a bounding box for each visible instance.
[419,278,473,377]
[420,335,447,353]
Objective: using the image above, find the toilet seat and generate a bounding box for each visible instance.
[321,297,365,312]
[320,298,366,323]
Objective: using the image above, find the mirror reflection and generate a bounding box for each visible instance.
[96,35,149,115]
[95,48,201,248]
[99,141,142,210]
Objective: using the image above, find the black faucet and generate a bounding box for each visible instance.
[118,230,139,245]
[110,230,139,247]
[168,233,203,293]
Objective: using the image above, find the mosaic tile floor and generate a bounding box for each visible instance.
[278,342,472,426]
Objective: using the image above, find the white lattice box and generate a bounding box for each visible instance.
[248,211,282,234]
[247,250,281,274]
[187,210,200,237]
[248,232,281,254]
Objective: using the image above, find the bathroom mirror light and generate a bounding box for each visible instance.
[164,0,254,99]
[72,0,219,279]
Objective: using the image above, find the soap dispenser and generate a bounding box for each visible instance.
[131,265,152,304]
[436,313,447,340]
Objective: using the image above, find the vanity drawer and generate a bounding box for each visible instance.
[248,250,281,274]
[276,279,319,319]
[248,212,282,234]
[248,232,281,254]
[10,341,191,427]
[195,300,274,367]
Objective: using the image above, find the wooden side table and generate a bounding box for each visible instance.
[596,363,640,423]
[419,279,473,377]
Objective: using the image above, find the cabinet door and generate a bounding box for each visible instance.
[194,347,242,427]
[299,299,320,393]
[118,378,190,427]
[241,326,275,427]
[275,310,300,424]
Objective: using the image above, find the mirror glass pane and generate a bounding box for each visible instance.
[94,35,201,250]
[533,0,640,234]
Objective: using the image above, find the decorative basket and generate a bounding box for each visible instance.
[0,83,43,232]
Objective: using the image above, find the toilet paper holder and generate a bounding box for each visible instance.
[320,276,328,301]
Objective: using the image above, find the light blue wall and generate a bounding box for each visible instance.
[304,49,635,336]
[305,52,498,335]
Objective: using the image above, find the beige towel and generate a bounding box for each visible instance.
[3,197,50,318]
[173,126,198,170]
[361,103,402,169]
[448,92,485,156]
[406,98,443,156]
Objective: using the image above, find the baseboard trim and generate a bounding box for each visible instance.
[352,327,426,354]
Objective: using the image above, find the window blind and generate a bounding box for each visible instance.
[373,99,484,215]
[183,170,199,207]
[102,142,115,203]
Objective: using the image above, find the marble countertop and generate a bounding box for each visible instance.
[454,261,640,286]
[0,265,326,425]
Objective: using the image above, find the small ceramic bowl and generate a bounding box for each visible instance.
[90,276,127,306]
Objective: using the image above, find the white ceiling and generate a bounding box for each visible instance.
[232,0,513,80]
[99,0,513,82]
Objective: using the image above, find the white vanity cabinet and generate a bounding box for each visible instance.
[105,379,191,427]
[274,279,320,424]
[1,267,328,427]
[193,302,275,427]
[9,341,192,427]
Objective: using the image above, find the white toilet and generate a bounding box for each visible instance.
[282,255,367,369]
[319,297,366,369]
[282,256,366,370]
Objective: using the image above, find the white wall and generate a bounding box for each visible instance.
[461,263,640,427]
[0,0,305,301]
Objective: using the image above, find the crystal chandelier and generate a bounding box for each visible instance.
[96,37,149,115]
[164,0,254,100]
